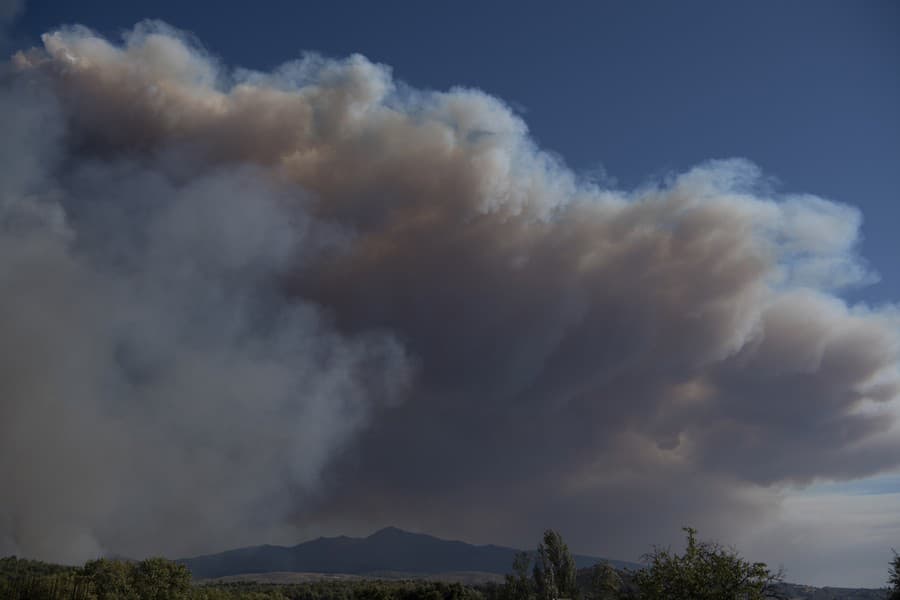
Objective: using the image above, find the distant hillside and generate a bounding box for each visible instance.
[769,582,887,600]
[179,526,637,580]
[597,567,887,600]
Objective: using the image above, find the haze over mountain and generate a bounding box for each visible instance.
[179,527,637,580]
[179,527,889,600]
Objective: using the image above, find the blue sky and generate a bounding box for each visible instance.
[15,0,900,304]
[4,0,900,589]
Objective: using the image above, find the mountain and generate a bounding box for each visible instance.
[769,583,887,600]
[179,526,638,580]
[178,529,888,599]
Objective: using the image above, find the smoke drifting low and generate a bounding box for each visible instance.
[2,22,899,573]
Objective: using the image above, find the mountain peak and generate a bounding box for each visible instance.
[367,526,416,539]
[179,528,639,580]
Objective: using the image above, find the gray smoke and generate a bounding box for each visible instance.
[0,36,411,562]
[2,22,899,581]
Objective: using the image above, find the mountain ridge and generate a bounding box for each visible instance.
[178,528,889,598]
[178,526,639,580]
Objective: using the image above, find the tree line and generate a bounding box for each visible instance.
[0,556,493,600]
[503,528,900,600]
[1,556,193,600]
[2,529,899,599]
[500,528,782,600]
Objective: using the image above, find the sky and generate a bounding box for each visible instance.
[1,0,899,589]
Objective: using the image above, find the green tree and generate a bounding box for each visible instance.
[504,551,534,600]
[888,549,900,600]
[82,558,137,600]
[632,527,781,600]
[131,557,191,600]
[533,530,577,600]
[587,564,621,600]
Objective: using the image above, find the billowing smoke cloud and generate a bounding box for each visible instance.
[0,28,411,562]
[3,21,899,579]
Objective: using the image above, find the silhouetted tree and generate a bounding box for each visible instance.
[633,527,781,600]
[82,558,137,600]
[533,530,577,600]
[888,549,900,600]
[504,551,534,600]
[131,557,191,600]
[587,564,620,600]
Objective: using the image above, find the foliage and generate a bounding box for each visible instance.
[533,530,578,600]
[132,558,192,600]
[1,556,192,600]
[503,551,534,600]
[631,527,781,600]
[82,558,138,600]
[1,556,89,600]
[195,579,492,600]
[586,564,620,600]
[502,531,582,600]
[0,527,806,600]
[0,556,498,600]
[888,549,900,600]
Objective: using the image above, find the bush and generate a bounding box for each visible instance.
[632,527,781,600]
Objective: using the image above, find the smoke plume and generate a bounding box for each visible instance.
[2,21,899,578]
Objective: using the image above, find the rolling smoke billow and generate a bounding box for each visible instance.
[1,21,899,573]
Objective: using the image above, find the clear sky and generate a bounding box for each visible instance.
[3,0,900,590]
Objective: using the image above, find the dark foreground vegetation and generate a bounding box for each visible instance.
[0,556,490,600]
[2,529,896,600]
